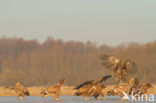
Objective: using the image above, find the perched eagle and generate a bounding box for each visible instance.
[129,79,153,96]
[74,75,111,100]
[15,82,30,100]
[74,80,95,100]
[89,75,112,100]
[129,78,140,95]
[40,79,65,101]
[139,83,153,94]
[100,54,137,85]
[107,77,134,99]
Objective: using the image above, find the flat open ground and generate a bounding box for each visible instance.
[0,84,156,96]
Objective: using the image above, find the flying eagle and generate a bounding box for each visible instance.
[74,75,111,100]
[100,54,137,85]
[40,79,65,101]
[15,82,30,100]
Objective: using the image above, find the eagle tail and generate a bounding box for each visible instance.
[102,75,112,82]
[75,92,81,96]
[25,90,30,96]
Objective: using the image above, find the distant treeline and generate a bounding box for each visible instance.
[0,37,155,86]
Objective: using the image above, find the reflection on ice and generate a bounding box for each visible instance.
[0,96,155,103]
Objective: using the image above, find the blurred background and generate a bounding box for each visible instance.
[0,0,156,86]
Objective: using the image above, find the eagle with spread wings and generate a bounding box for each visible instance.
[74,75,111,100]
[100,54,137,85]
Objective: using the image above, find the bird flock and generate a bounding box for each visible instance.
[14,54,153,101]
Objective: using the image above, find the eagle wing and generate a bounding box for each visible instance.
[47,85,61,93]
[21,87,30,96]
[121,60,137,75]
[100,54,121,72]
[96,75,112,83]
[74,80,94,90]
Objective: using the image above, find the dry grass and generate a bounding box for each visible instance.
[0,87,16,96]
[0,84,156,96]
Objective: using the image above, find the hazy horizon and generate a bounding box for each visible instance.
[0,0,156,46]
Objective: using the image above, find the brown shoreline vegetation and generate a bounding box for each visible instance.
[0,38,156,87]
[0,84,156,96]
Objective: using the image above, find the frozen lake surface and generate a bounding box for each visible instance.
[0,96,155,103]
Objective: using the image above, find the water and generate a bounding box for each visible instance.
[0,96,155,103]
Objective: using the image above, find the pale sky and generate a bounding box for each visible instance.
[0,0,156,46]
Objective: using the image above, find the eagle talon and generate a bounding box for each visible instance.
[56,98,61,101]
[121,98,128,101]
[103,97,107,100]
[97,97,100,100]
[84,98,89,101]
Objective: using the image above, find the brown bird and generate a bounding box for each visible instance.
[129,79,153,95]
[128,79,153,101]
[15,82,30,100]
[129,78,140,95]
[107,77,134,97]
[89,75,112,100]
[74,75,111,100]
[40,79,65,101]
[139,83,153,94]
[100,54,137,85]
[74,80,95,100]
